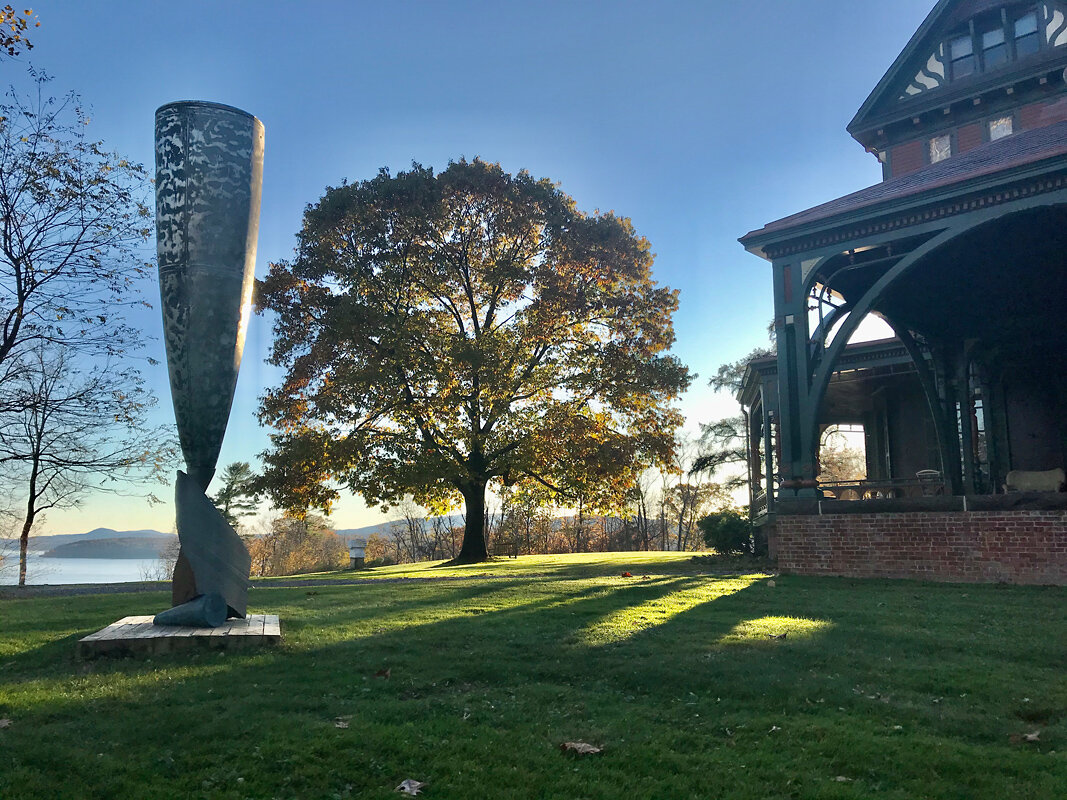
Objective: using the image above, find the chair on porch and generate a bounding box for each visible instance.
[915,469,944,496]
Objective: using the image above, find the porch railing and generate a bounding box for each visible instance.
[818,476,945,500]
[752,489,769,517]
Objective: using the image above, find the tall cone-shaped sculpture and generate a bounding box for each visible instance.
[155,101,263,621]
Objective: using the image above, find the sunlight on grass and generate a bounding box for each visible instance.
[274,551,704,582]
[717,615,834,646]
[578,574,765,646]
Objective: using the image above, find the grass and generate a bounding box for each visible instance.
[0,552,1064,799]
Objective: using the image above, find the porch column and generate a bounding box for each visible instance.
[773,259,819,497]
[933,344,966,495]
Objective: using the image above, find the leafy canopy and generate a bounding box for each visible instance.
[1,6,37,59]
[257,159,690,557]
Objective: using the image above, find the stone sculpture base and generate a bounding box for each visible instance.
[77,614,280,659]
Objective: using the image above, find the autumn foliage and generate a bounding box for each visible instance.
[257,159,690,563]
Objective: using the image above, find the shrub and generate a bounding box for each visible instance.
[248,514,348,576]
[697,508,752,556]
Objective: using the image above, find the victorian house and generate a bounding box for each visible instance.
[738,0,1067,584]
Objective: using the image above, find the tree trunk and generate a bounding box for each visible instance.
[18,514,32,587]
[18,463,39,587]
[455,480,489,563]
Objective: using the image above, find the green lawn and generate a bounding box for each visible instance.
[1,553,1064,799]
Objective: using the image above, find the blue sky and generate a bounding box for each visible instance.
[12,0,937,534]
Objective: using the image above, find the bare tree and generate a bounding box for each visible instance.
[247,513,346,577]
[0,346,174,585]
[0,77,154,372]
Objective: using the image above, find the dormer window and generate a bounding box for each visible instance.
[1014,11,1040,57]
[950,34,976,77]
[944,5,1046,82]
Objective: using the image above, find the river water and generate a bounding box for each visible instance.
[0,552,167,585]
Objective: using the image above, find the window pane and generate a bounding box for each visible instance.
[951,35,974,59]
[983,28,1005,48]
[1015,12,1038,37]
[985,42,1008,67]
[953,54,976,77]
[1016,31,1040,57]
[989,116,1013,141]
[930,135,952,163]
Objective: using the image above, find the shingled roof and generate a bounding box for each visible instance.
[741,116,1067,254]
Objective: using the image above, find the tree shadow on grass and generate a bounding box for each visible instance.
[1,575,1064,799]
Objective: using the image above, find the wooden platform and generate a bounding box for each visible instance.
[77,614,281,658]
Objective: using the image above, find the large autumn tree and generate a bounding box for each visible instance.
[257,159,690,563]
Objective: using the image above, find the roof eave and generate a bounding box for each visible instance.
[739,150,1067,257]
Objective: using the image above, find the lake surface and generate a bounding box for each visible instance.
[0,552,167,585]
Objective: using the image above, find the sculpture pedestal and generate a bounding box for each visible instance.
[77,614,280,659]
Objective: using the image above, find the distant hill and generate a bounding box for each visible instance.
[23,519,436,557]
[334,514,466,542]
[42,535,176,559]
[335,522,398,541]
[28,528,170,552]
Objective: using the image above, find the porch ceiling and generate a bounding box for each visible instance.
[878,206,1067,348]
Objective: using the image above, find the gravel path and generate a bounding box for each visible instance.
[0,574,502,600]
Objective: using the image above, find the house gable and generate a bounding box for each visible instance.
[849,0,1067,169]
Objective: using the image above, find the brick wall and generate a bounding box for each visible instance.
[890,140,925,177]
[956,123,984,154]
[769,510,1067,585]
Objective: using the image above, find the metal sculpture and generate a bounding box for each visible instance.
[153,101,264,626]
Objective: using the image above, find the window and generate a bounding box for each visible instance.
[989,116,1013,140]
[982,26,1008,68]
[929,134,952,163]
[1014,11,1040,57]
[950,34,976,77]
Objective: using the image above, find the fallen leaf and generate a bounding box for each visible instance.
[834,776,852,782]
[767,632,787,640]
[560,741,602,755]
[767,580,776,588]
[334,716,351,729]
[374,668,391,679]
[621,572,633,578]
[769,725,781,733]
[396,778,426,795]
[1010,730,1041,743]
[0,718,11,729]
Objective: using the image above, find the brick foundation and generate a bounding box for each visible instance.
[768,508,1067,585]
